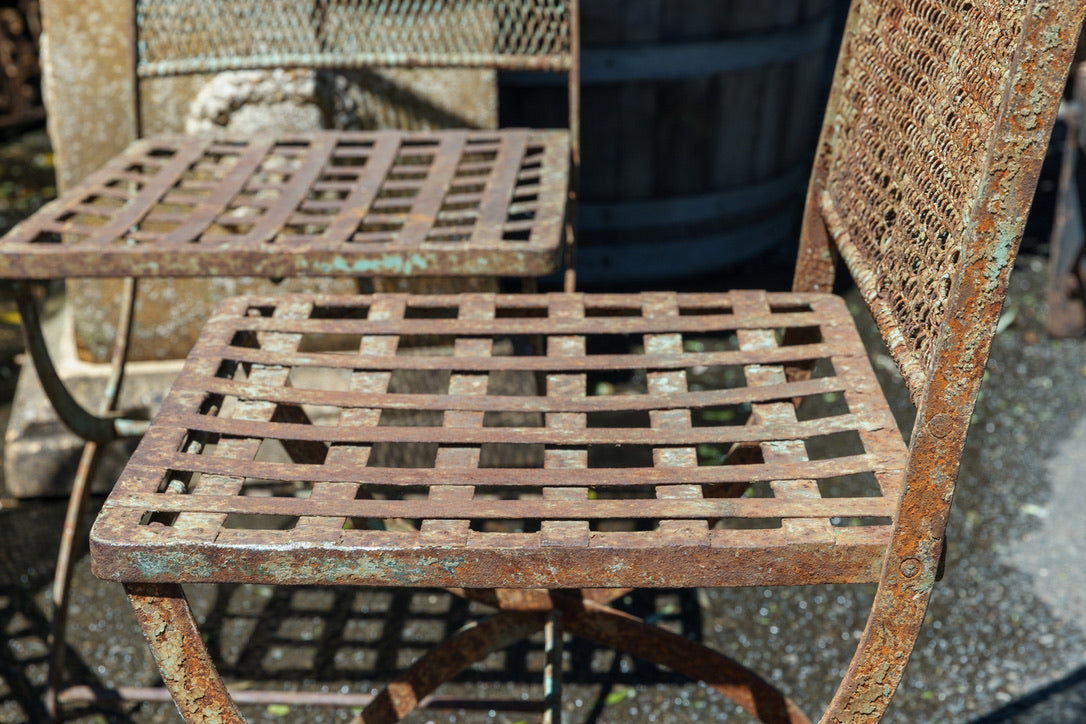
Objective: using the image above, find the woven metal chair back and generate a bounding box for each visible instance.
[135,0,578,78]
[807,0,1081,403]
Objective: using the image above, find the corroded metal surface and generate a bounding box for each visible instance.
[797,0,1086,722]
[90,290,908,589]
[0,130,570,279]
[80,0,1086,721]
[808,0,1046,398]
[136,0,576,77]
[125,582,245,722]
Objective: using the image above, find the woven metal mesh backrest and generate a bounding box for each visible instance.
[135,0,575,77]
[814,0,1033,392]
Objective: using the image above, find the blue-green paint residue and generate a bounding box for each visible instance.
[302,253,431,275]
[133,550,217,580]
[982,218,1019,291]
[267,549,467,584]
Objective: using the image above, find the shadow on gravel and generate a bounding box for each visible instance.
[972,666,1086,723]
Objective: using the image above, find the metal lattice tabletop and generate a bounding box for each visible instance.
[91,290,908,590]
[0,130,570,279]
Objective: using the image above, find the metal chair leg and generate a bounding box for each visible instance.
[125,582,245,723]
[353,610,549,724]
[47,441,108,721]
[47,278,138,720]
[543,610,563,724]
[557,595,811,724]
[13,280,148,445]
[819,576,931,724]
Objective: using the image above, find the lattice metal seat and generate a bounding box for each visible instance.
[0,131,570,279]
[91,291,907,590]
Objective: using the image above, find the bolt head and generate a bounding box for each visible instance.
[928,414,953,438]
[900,558,921,577]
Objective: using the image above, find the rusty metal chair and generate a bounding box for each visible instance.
[0,1,578,718]
[79,0,1084,722]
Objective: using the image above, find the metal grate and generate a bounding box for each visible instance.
[136,0,576,77]
[91,290,908,590]
[0,130,569,278]
[817,1,1025,391]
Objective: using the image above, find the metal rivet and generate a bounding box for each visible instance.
[900,558,921,578]
[928,414,953,438]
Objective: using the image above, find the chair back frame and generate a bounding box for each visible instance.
[794,1,1084,718]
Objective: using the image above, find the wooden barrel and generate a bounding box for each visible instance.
[499,0,840,285]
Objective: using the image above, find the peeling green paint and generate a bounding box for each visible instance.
[261,550,468,584]
[982,219,1020,291]
[133,550,217,580]
[302,252,432,275]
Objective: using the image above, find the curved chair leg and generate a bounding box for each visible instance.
[12,280,148,444]
[49,277,140,720]
[48,441,108,720]
[125,582,245,723]
[818,567,933,723]
[557,596,811,724]
[355,610,549,724]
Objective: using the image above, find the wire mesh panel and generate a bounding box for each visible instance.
[91,291,909,590]
[0,130,569,278]
[816,1,1028,391]
[136,0,576,77]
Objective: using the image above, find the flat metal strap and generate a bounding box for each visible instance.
[0,130,569,279]
[91,291,908,590]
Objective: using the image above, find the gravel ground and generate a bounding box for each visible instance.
[1,127,1086,724]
